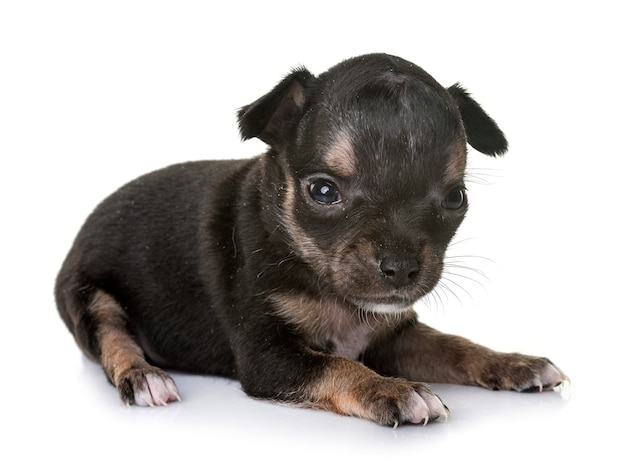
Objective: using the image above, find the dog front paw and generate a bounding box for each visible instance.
[307,359,449,427]
[116,367,180,406]
[352,378,449,427]
[407,382,450,425]
[477,353,568,392]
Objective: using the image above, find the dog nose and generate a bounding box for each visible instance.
[379,256,419,288]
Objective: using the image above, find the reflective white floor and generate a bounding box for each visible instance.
[2,1,623,465]
[9,340,612,465]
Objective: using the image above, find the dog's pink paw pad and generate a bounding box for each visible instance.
[117,368,180,407]
[133,373,180,406]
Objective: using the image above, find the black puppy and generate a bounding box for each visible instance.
[55,53,566,426]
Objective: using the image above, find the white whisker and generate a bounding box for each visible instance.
[442,269,487,289]
[464,166,504,186]
[420,236,494,314]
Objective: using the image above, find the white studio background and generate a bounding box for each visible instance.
[1,1,623,465]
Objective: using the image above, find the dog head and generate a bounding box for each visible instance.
[238,53,507,313]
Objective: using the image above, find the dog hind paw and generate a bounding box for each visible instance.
[116,367,180,407]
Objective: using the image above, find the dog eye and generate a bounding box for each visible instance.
[443,187,467,210]
[309,179,342,205]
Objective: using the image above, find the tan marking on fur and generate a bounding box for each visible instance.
[328,239,383,297]
[330,238,375,282]
[307,357,382,418]
[282,189,381,299]
[90,290,149,384]
[325,130,356,178]
[444,137,468,186]
[271,292,389,359]
[281,173,330,275]
[303,356,446,426]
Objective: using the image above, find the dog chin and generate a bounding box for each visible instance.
[353,300,414,315]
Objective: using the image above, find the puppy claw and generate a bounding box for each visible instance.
[554,377,571,392]
[522,378,544,393]
[406,384,448,426]
[553,378,572,400]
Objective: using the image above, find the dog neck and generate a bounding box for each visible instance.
[269,292,413,360]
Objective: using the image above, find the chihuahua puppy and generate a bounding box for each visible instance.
[55,53,566,426]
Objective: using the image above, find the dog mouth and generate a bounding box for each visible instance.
[321,240,445,315]
[336,266,440,315]
[342,269,442,314]
[349,295,417,314]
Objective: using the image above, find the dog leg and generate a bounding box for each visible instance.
[365,320,567,392]
[236,341,447,427]
[304,356,449,426]
[89,290,180,406]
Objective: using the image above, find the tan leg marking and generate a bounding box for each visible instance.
[305,356,447,427]
[89,290,180,406]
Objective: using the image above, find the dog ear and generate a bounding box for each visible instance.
[447,83,508,156]
[238,68,316,146]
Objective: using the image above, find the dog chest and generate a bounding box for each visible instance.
[269,292,405,360]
